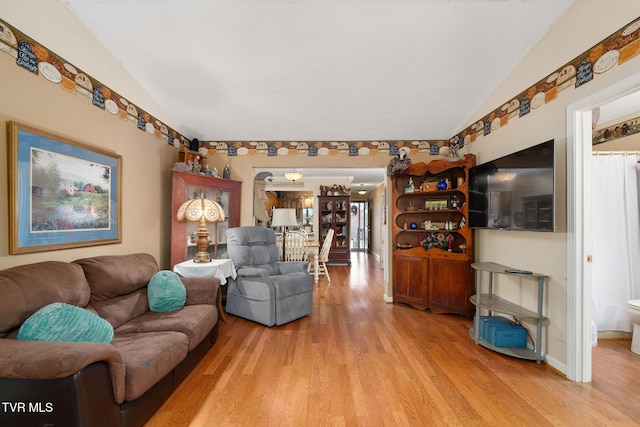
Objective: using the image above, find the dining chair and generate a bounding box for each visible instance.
[283,230,308,262]
[311,228,334,281]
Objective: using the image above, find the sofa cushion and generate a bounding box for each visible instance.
[17,302,114,344]
[111,331,188,401]
[0,261,91,337]
[87,289,149,330]
[148,271,186,313]
[114,305,217,351]
[74,253,159,302]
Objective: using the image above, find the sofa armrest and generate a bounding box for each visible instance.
[0,339,126,403]
[278,261,309,275]
[180,276,220,306]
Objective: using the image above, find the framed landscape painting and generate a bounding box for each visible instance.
[8,121,122,254]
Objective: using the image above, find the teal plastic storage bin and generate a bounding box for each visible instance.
[479,316,527,348]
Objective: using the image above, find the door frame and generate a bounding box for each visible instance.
[566,73,640,382]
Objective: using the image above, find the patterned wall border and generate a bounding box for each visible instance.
[449,15,640,150]
[201,140,449,158]
[593,115,640,145]
[1,14,639,158]
[0,19,190,148]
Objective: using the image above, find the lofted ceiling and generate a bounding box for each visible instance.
[61,0,575,142]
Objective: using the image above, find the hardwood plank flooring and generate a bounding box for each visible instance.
[146,252,640,426]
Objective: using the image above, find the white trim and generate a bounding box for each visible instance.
[566,73,640,383]
[545,354,567,377]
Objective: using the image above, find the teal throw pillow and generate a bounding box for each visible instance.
[17,302,114,343]
[148,270,186,313]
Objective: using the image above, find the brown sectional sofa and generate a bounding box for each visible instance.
[0,253,220,427]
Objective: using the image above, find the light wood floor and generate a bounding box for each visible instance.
[146,252,640,426]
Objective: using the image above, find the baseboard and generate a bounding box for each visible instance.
[597,331,632,339]
[544,354,566,378]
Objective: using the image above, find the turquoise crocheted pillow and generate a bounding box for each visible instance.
[147,270,186,313]
[17,302,114,343]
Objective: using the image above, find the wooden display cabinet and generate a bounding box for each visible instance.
[171,171,241,268]
[392,154,475,317]
[318,195,351,265]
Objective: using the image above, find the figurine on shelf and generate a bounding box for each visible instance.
[192,156,202,174]
[212,167,219,177]
[450,194,459,209]
[386,148,412,176]
[223,164,230,179]
[404,177,415,193]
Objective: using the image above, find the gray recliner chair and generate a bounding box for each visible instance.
[225,226,313,326]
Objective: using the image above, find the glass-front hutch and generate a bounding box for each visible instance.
[171,171,241,268]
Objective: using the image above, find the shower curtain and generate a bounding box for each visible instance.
[591,153,640,332]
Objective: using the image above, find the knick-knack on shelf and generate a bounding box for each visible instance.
[223,164,230,179]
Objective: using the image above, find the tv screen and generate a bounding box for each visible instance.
[468,139,555,231]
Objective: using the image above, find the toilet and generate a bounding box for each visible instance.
[625,299,640,355]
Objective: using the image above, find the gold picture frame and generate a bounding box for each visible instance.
[8,121,122,254]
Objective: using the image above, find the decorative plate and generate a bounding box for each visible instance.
[531,92,546,109]
[105,99,119,115]
[623,19,640,36]
[514,212,523,227]
[38,62,62,83]
[594,50,620,74]
[358,147,370,156]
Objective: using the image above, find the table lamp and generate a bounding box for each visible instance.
[271,208,297,259]
[176,193,225,262]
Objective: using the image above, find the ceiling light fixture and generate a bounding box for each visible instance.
[284,168,303,182]
[357,184,367,195]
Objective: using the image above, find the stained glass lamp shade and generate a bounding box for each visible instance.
[176,194,225,262]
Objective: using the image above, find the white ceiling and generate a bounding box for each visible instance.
[61,0,575,142]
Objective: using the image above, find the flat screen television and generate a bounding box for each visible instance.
[468,139,555,231]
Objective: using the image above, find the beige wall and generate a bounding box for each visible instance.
[0,0,181,269]
[462,0,640,368]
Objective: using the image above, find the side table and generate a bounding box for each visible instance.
[173,259,237,322]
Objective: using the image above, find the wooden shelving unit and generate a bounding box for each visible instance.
[391,154,476,317]
[318,195,351,265]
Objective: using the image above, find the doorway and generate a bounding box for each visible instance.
[567,73,640,382]
[350,200,369,252]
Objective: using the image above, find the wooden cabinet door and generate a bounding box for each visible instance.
[393,255,429,310]
[428,258,474,317]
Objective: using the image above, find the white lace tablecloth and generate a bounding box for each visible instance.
[173,258,237,285]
